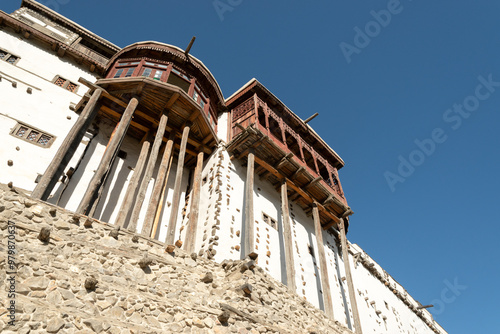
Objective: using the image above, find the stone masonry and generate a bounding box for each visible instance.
[0,183,353,334]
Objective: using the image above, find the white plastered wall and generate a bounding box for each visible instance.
[0,28,97,192]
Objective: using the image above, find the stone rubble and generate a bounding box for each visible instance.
[0,184,352,334]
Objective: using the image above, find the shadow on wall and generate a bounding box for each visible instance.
[308,230,325,312]
[334,246,353,330]
[93,156,131,223]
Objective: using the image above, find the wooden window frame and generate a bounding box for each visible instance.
[0,48,21,65]
[52,75,79,93]
[10,122,56,148]
[262,212,278,231]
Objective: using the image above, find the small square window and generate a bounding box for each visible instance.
[54,77,66,87]
[0,48,20,65]
[142,68,152,77]
[37,134,51,145]
[10,123,54,148]
[7,56,19,64]
[27,130,39,141]
[153,70,163,80]
[67,82,78,93]
[53,76,79,93]
[16,126,28,137]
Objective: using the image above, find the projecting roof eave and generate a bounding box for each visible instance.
[107,41,225,108]
[226,78,345,168]
[20,0,120,52]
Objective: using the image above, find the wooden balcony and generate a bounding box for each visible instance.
[227,94,350,226]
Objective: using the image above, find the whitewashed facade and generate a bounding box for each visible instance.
[0,1,447,333]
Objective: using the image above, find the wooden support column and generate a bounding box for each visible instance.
[243,149,256,259]
[115,140,150,228]
[281,179,296,291]
[339,218,363,334]
[76,97,138,215]
[128,113,169,232]
[165,124,190,245]
[184,150,204,253]
[312,203,334,319]
[142,133,175,237]
[32,88,103,200]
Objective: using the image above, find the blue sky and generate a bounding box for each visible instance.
[4,1,499,332]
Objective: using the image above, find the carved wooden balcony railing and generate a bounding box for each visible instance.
[230,95,346,204]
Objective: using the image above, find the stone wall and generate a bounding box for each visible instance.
[0,183,352,334]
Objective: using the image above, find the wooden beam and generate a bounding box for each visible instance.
[151,150,174,239]
[290,166,305,181]
[312,203,334,319]
[281,180,296,291]
[114,140,150,228]
[128,113,169,233]
[322,219,337,231]
[275,152,293,170]
[166,124,190,245]
[184,151,204,253]
[243,150,256,259]
[31,89,103,200]
[165,92,180,109]
[253,155,340,225]
[304,176,322,191]
[76,98,138,215]
[339,218,363,334]
[100,106,149,132]
[142,133,175,237]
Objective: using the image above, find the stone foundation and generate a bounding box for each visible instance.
[0,184,352,334]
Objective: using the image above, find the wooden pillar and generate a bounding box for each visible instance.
[339,218,363,334]
[312,203,334,319]
[114,140,150,228]
[76,98,138,215]
[280,179,296,291]
[142,133,175,237]
[243,150,256,259]
[32,88,103,200]
[165,124,190,245]
[127,113,169,232]
[183,150,204,253]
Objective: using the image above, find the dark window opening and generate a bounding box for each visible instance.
[268,117,282,142]
[303,149,317,173]
[285,130,301,160]
[117,150,127,159]
[317,160,331,186]
[262,212,278,231]
[114,69,124,78]
[258,107,266,128]
[167,72,190,93]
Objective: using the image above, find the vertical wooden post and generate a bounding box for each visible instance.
[142,132,175,237]
[127,113,169,232]
[184,150,204,253]
[114,140,150,228]
[32,88,103,200]
[339,218,363,334]
[243,150,256,259]
[165,124,190,245]
[281,179,296,291]
[76,98,138,215]
[312,203,334,319]
[151,153,174,239]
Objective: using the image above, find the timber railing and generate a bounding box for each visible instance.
[231,96,345,203]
